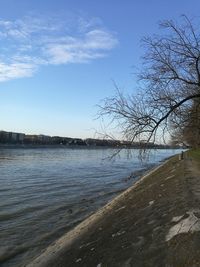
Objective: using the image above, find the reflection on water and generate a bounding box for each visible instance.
[0,148,180,266]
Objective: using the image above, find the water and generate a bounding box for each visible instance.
[0,148,181,266]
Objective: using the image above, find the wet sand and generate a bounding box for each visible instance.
[26,151,200,267]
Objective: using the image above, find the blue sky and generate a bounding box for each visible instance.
[0,0,200,138]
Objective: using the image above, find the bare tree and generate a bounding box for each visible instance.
[99,16,200,146]
[170,100,200,146]
[178,100,200,147]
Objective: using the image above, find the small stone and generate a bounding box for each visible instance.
[149,200,155,206]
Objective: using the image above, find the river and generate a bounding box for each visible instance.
[0,148,181,266]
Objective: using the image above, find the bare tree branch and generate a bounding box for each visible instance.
[98,16,200,148]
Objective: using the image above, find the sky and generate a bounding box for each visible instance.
[0,0,200,138]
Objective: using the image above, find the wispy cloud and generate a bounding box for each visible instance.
[0,14,118,82]
[45,29,117,64]
[0,62,36,82]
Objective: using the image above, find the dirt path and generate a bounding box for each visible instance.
[27,152,200,267]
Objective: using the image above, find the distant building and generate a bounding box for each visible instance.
[51,136,63,144]
[0,131,9,143]
[0,131,25,143]
[70,138,86,146]
[85,138,120,147]
[24,135,39,144]
[51,136,74,145]
[18,133,25,142]
[11,132,18,141]
[37,135,51,144]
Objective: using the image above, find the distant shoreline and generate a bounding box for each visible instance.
[0,144,114,149]
[0,144,183,150]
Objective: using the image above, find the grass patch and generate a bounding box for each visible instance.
[187,149,200,161]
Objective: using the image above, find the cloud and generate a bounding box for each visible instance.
[0,62,36,82]
[45,29,118,64]
[0,14,118,82]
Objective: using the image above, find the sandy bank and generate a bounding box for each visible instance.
[26,151,200,267]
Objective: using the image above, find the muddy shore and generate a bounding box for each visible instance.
[26,150,200,267]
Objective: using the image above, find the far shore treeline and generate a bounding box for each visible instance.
[0,130,185,149]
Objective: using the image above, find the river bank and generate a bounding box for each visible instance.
[26,150,200,267]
